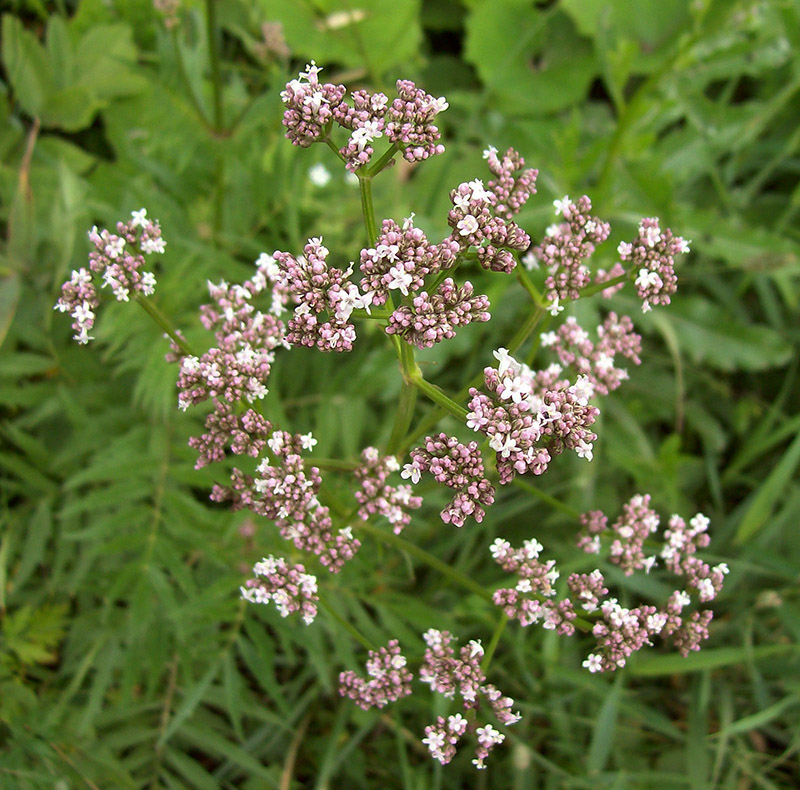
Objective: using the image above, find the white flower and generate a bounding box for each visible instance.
[522,250,539,270]
[447,713,467,733]
[489,538,510,559]
[547,297,564,316]
[402,213,416,230]
[635,268,662,289]
[582,653,603,673]
[617,241,633,258]
[677,237,691,253]
[338,526,354,541]
[299,432,317,451]
[130,208,148,228]
[492,347,517,376]
[308,163,331,187]
[351,120,383,151]
[332,284,373,323]
[141,236,166,254]
[467,179,490,203]
[105,236,125,259]
[539,331,558,347]
[457,214,479,237]
[400,462,421,484]
[476,724,504,747]
[140,271,157,296]
[386,265,413,296]
[522,538,543,558]
[641,221,662,247]
[468,639,483,659]
[553,195,571,215]
[482,145,498,159]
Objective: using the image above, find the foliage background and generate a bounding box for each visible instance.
[1,0,799,786]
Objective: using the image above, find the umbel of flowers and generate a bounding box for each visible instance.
[56,62,712,771]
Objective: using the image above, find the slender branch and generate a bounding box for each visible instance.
[387,378,418,455]
[355,521,493,603]
[323,136,347,164]
[410,374,468,422]
[480,614,508,674]
[579,272,628,299]
[511,478,581,520]
[318,593,375,650]
[367,143,399,177]
[134,295,195,356]
[358,175,378,247]
[516,266,547,307]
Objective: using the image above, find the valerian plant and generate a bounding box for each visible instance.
[55,62,728,771]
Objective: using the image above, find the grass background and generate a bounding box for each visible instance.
[1,0,799,786]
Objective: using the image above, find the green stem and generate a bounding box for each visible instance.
[367,143,399,177]
[205,0,223,131]
[516,266,547,307]
[387,378,418,455]
[579,272,629,299]
[359,175,378,247]
[356,521,493,603]
[134,295,194,357]
[480,614,508,674]
[410,374,468,422]
[511,478,581,520]
[318,594,375,651]
[323,136,347,164]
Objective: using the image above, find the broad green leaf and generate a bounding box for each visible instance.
[464,4,597,115]
[1,14,55,117]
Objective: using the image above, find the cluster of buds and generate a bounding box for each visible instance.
[403,434,495,527]
[338,640,413,709]
[486,497,727,673]
[177,277,285,410]
[55,209,164,343]
[466,348,598,484]
[213,430,360,573]
[339,631,520,770]
[540,313,642,396]
[281,63,448,171]
[240,556,319,624]
[446,148,536,273]
[490,538,575,633]
[618,218,690,312]
[359,217,459,305]
[534,195,610,305]
[272,237,373,352]
[353,447,422,534]
[386,278,490,349]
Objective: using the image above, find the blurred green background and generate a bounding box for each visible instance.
[1,0,799,786]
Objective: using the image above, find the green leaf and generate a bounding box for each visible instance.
[464,4,597,115]
[636,295,792,372]
[736,431,800,543]
[1,14,55,117]
[630,643,800,676]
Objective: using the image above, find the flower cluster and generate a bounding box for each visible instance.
[55,209,164,343]
[177,277,285,410]
[213,430,360,573]
[490,538,575,633]
[466,348,598,484]
[540,313,642,396]
[280,64,448,171]
[359,217,459,305]
[339,630,520,770]
[354,448,422,534]
[386,278,490,349]
[338,640,413,709]
[272,237,373,352]
[618,218,690,312]
[486,497,726,673]
[534,195,610,306]
[280,62,347,149]
[419,630,520,769]
[446,147,536,273]
[240,555,319,624]
[403,434,495,527]
[188,403,271,469]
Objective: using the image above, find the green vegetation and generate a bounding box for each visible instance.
[1,0,799,786]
